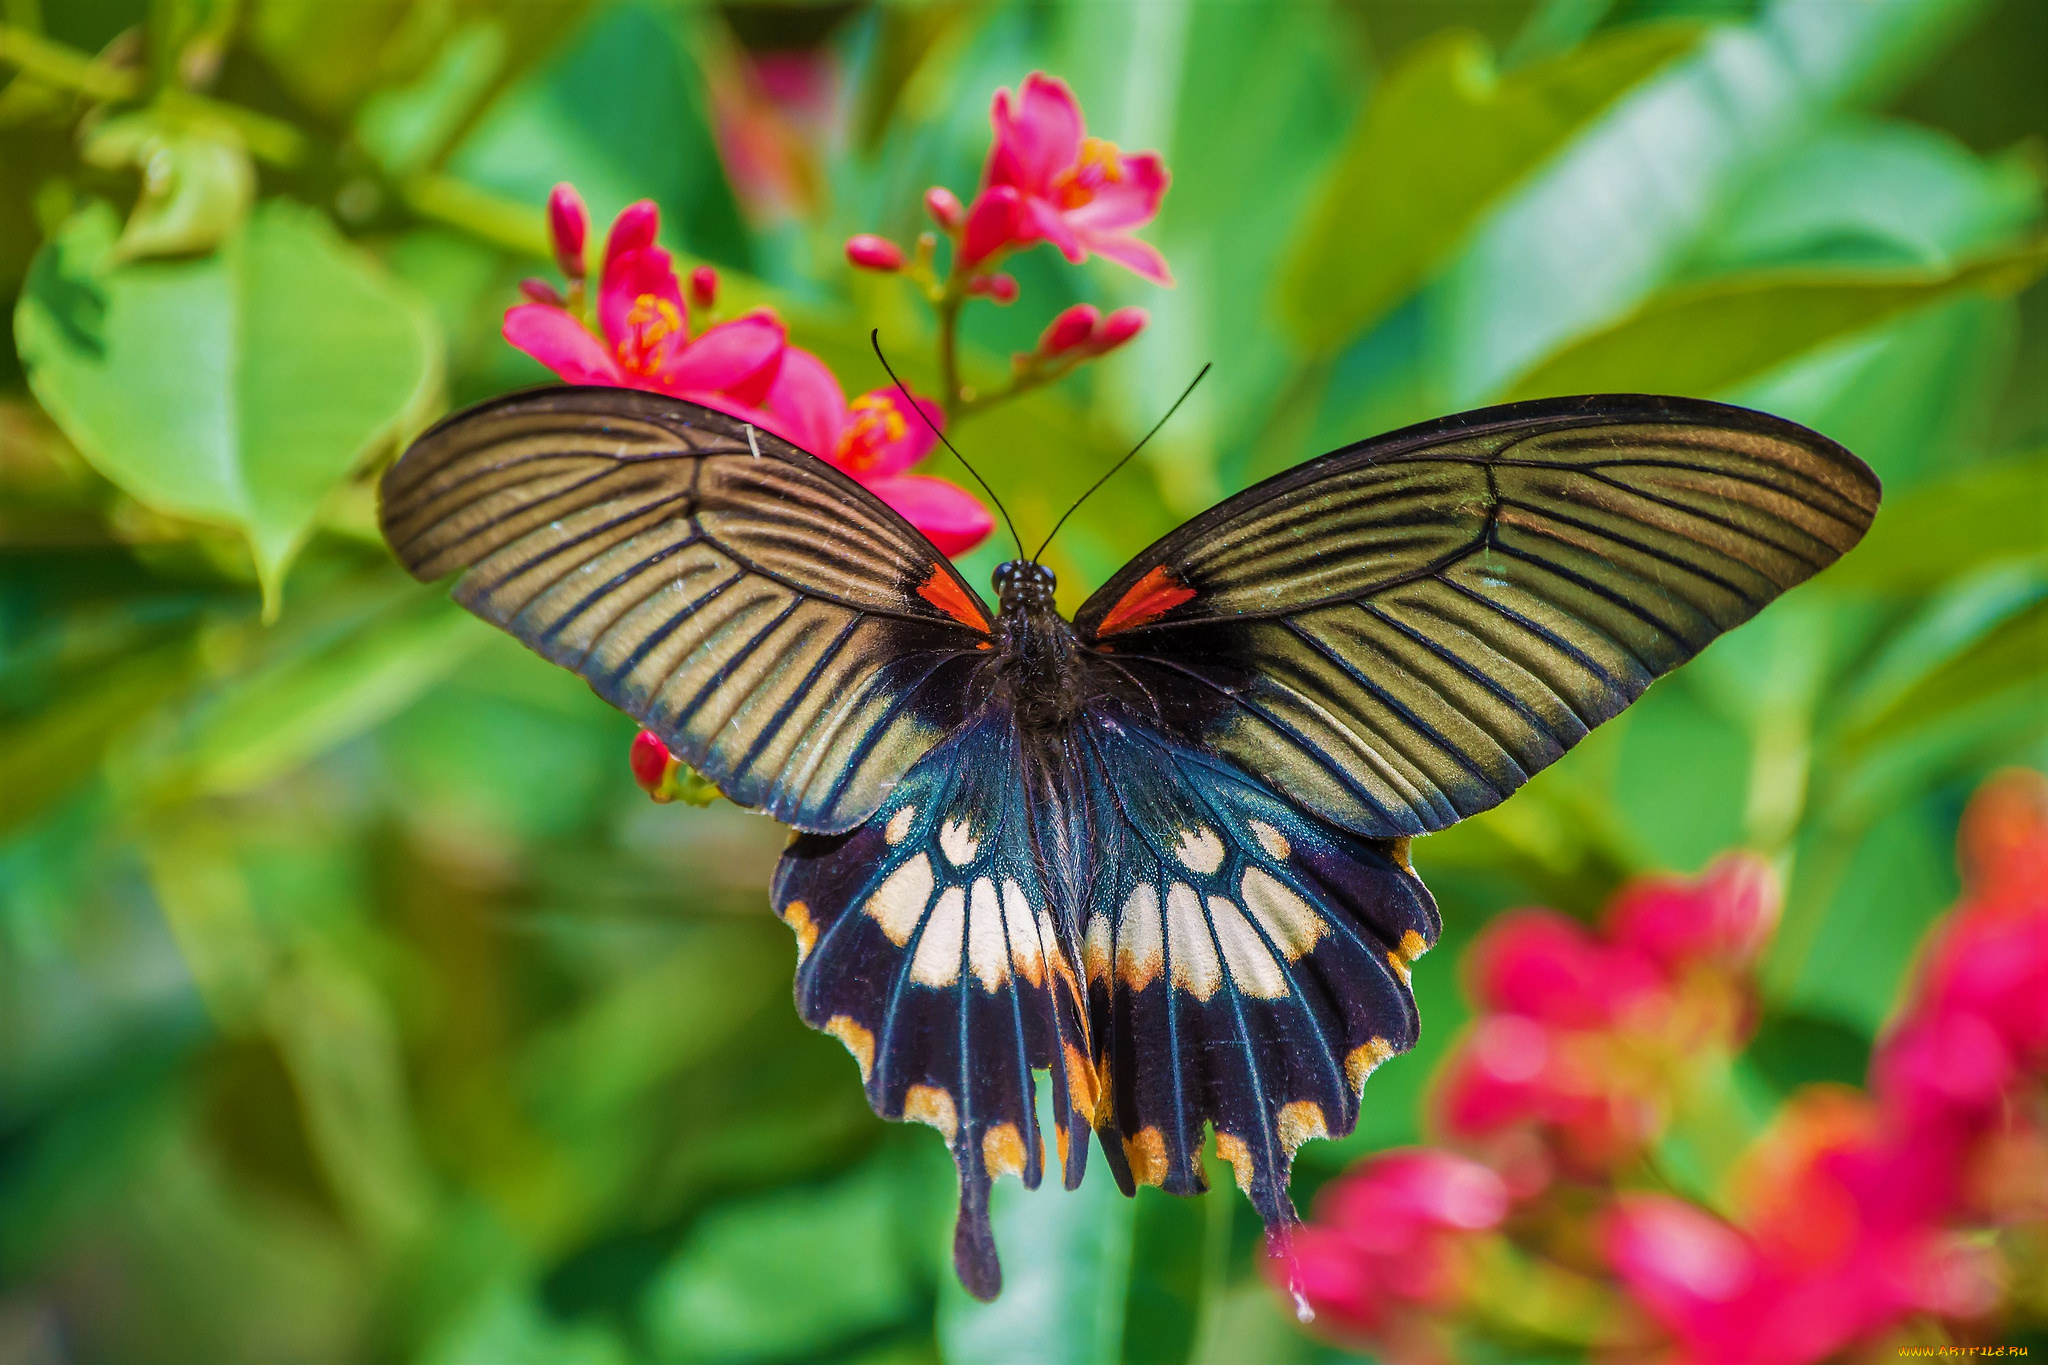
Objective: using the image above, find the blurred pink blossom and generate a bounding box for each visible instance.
[756,348,992,556]
[1284,1149,1508,1359]
[955,73,1171,283]
[845,234,905,271]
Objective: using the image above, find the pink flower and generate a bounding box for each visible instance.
[504,199,785,408]
[1605,853,1780,974]
[925,185,964,232]
[547,183,588,279]
[955,73,1172,284]
[1034,303,1149,359]
[1465,909,1663,1030]
[688,265,718,312]
[630,730,679,801]
[1605,1091,2003,1364]
[1285,1150,1507,1354]
[845,234,905,272]
[757,348,992,556]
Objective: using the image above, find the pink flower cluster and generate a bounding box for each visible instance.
[505,186,991,556]
[849,73,1171,294]
[1436,854,1777,1184]
[1287,1151,1510,1363]
[1287,777,2048,1365]
[1609,771,2048,1363]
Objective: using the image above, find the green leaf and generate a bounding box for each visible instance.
[1501,239,2048,400]
[167,590,487,798]
[1823,448,2048,591]
[938,1154,1135,1365]
[1435,0,2005,402]
[642,1154,929,1362]
[15,200,442,613]
[80,109,256,263]
[1276,23,1702,353]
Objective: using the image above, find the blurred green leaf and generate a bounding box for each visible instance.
[1825,448,2048,591]
[1436,0,2006,403]
[1839,562,2047,742]
[644,1152,931,1363]
[0,639,193,836]
[1502,238,2048,399]
[938,1150,1134,1365]
[1687,120,2043,274]
[80,108,255,263]
[165,592,485,798]
[1277,23,1700,353]
[14,200,442,613]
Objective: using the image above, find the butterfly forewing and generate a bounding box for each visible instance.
[379,387,996,832]
[1078,396,1880,838]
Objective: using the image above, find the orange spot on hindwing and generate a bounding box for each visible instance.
[1095,565,1197,636]
[917,567,991,633]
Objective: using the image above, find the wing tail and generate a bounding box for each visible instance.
[770,710,1094,1299]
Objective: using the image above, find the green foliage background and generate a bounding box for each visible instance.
[2,1,2044,1361]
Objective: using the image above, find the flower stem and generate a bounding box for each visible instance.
[936,290,965,422]
[0,23,305,165]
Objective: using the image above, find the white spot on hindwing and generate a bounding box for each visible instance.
[911,886,966,986]
[939,818,979,866]
[866,853,934,945]
[884,804,917,845]
[1002,880,1043,985]
[967,878,1007,990]
[1172,826,1225,875]
[1115,884,1163,989]
[1167,882,1221,1000]
[1084,912,1112,983]
[1209,896,1288,998]
[1240,866,1326,960]
[1248,819,1291,861]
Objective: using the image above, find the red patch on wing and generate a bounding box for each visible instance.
[1096,565,1197,636]
[918,567,992,633]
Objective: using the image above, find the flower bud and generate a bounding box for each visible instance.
[925,185,964,232]
[845,234,906,272]
[1038,304,1100,357]
[629,729,679,802]
[604,200,661,274]
[688,265,718,312]
[968,272,1018,304]
[1092,306,1147,351]
[547,183,588,280]
[518,277,565,307]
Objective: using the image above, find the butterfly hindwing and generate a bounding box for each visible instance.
[380,386,996,833]
[1067,711,1437,1229]
[771,706,1096,1299]
[1078,395,1880,839]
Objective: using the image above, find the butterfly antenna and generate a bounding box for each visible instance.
[870,330,1025,560]
[1031,362,1210,564]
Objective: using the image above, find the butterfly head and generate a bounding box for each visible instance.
[992,560,1057,615]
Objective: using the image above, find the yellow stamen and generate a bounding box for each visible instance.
[836,394,909,471]
[1054,137,1126,209]
[618,293,684,374]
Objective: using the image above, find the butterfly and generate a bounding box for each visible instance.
[378,384,1878,1299]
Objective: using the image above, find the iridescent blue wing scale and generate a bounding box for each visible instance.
[1061,711,1436,1230]
[771,706,1096,1300]
[379,386,998,834]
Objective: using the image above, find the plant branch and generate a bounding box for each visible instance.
[0,23,305,165]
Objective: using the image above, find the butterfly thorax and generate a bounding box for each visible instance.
[991,560,1087,731]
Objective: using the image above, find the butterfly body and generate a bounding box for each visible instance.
[379,385,1880,1301]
